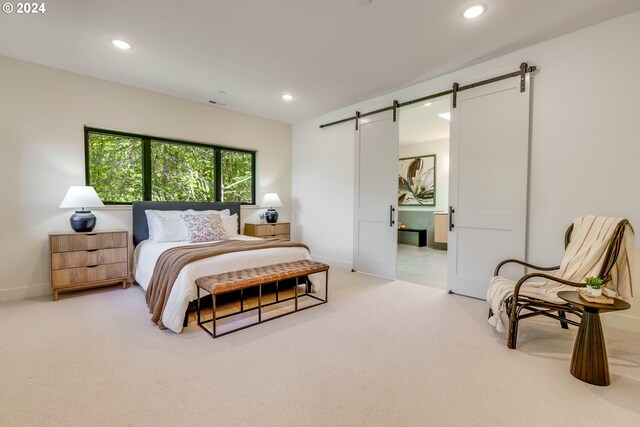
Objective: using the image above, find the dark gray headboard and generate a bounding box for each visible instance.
[132,201,241,246]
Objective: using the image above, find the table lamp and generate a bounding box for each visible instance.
[260,193,283,223]
[59,186,105,232]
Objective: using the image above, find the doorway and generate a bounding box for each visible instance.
[396,95,451,289]
[348,65,532,298]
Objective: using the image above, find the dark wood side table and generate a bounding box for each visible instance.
[398,228,427,247]
[557,291,630,386]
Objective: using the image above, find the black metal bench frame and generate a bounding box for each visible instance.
[196,270,329,338]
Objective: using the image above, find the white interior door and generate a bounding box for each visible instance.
[353,110,399,279]
[447,74,531,299]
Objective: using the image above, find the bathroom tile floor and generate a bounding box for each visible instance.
[396,243,447,289]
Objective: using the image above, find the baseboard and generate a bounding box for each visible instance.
[602,312,640,333]
[0,283,51,303]
[310,254,352,271]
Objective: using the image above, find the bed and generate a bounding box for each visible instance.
[132,201,313,333]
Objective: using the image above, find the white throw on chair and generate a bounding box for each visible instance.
[487,216,635,349]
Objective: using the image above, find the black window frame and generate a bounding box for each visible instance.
[84,127,256,205]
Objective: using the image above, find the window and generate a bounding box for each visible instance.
[86,131,143,203]
[151,140,215,202]
[85,128,255,204]
[221,150,253,202]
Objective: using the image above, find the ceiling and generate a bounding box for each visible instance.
[1,0,639,124]
[399,96,451,145]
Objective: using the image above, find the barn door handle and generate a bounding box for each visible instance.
[390,205,395,227]
[449,206,455,231]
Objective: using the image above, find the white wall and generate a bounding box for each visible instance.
[399,138,449,213]
[0,56,292,301]
[292,11,640,331]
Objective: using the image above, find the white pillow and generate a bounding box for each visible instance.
[145,210,190,242]
[145,209,232,243]
[221,213,239,237]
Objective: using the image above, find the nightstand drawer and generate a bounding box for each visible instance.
[50,232,127,253]
[248,223,290,237]
[51,262,128,287]
[51,248,128,270]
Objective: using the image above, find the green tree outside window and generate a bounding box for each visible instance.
[151,141,215,202]
[221,150,253,203]
[87,132,143,203]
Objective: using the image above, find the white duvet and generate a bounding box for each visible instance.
[133,235,312,333]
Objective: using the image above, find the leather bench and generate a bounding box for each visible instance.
[195,260,329,338]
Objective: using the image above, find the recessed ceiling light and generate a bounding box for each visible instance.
[462,4,486,19]
[282,94,294,101]
[438,112,451,121]
[424,102,432,107]
[111,39,132,50]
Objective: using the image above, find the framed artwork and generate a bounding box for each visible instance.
[398,154,436,206]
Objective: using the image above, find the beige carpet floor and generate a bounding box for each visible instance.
[1,268,639,427]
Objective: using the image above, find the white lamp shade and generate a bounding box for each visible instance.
[59,186,105,209]
[260,193,283,208]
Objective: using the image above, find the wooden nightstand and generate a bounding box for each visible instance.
[244,223,290,240]
[49,229,129,301]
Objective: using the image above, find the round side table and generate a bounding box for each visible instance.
[557,290,630,386]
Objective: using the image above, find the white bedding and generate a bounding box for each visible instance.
[133,235,313,333]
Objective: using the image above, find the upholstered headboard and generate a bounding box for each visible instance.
[132,201,241,246]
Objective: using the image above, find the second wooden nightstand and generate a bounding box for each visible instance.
[244,223,290,240]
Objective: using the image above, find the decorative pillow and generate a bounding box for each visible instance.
[145,209,232,243]
[180,213,229,243]
[221,213,239,237]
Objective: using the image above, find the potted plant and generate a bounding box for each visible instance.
[584,276,604,296]
[259,213,266,224]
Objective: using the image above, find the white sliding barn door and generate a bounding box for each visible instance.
[353,111,399,279]
[447,74,531,299]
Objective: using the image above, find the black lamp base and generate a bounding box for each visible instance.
[70,210,96,232]
[265,208,279,224]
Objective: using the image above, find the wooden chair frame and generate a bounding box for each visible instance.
[490,219,630,349]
